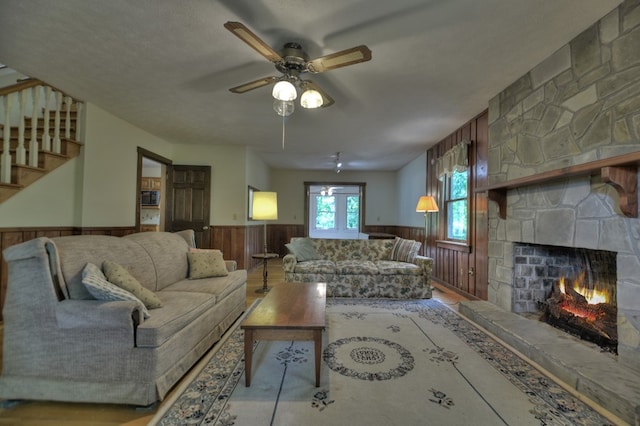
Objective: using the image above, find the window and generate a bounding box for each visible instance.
[315,195,336,229]
[306,183,365,239]
[446,169,468,241]
[346,196,359,230]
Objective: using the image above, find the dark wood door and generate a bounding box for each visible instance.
[166,165,211,248]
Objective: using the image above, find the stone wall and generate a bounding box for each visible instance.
[487,0,640,372]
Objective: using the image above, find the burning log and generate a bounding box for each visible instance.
[541,277,617,352]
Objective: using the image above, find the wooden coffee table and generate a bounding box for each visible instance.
[241,282,327,387]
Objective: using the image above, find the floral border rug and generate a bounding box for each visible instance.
[150,298,615,426]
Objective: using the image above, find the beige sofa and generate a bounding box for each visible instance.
[283,237,432,298]
[0,230,246,406]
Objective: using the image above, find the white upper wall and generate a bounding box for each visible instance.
[0,157,81,227]
[81,103,174,226]
[396,152,427,227]
[0,102,427,228]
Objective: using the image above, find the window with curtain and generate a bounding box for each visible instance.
[437,140,470,242]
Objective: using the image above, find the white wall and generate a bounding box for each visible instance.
[396,152,427,227]
[271,169,397,226]
[80,103,174,226]
[245,148,272,223]
[0,158,81,226]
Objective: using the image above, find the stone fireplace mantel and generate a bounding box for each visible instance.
[478,151,640,219]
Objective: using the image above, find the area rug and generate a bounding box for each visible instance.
[150,298,614,426]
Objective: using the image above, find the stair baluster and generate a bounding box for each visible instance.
[42,86,51,151]
[16,88,27,165]
[29,86,40,167]
[1,94,12,183]
[53,91,62,153]
[64,96,72,140]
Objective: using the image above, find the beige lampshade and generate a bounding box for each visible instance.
[252,191,278,220]
[416,195,439,213]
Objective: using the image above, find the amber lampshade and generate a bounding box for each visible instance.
[415,195,439,213]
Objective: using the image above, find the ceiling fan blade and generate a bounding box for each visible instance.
[304,80,335,107]
[306,45,372,73]
[229,76,278,94]
[224,21,283,63]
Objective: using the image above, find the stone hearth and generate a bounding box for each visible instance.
[459,300,640,424]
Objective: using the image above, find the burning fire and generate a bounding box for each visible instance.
[557,275,612,320]
[558,275,609,305]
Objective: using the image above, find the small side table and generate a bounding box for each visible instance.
[252,252,279,293]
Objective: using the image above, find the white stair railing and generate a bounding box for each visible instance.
[0,79,83,185]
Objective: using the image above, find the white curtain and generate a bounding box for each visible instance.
[436,140,469,180]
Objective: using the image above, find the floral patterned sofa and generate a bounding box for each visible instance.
[282,237,432,298]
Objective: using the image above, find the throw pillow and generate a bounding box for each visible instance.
[187,250,229,279]
[102,261,163,309]
[285,238,321,261]
[389,237,421,263]
[189,247,223,254]
[81,263,150,318]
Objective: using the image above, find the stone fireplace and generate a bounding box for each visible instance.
[486,0,640,374]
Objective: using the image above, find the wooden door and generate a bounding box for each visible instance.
[166,165,211,248]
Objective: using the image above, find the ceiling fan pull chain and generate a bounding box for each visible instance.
[282,115,286,150]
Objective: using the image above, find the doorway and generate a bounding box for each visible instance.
[136,148,171,232]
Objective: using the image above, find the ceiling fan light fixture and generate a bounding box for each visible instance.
[272,80,297,101]
[273,99,294,117]
[300,89,323,109]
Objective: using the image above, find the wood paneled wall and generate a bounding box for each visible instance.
[426,110,489,300]
[1,221,429,321]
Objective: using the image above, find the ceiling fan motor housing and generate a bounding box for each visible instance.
[276,42,309,74]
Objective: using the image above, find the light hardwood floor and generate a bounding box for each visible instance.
[0,259,466,425]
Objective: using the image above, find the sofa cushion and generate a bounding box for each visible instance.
[294,260,337,274]
[187,250,228,279]
[81,263,150,318]
[135,291,216,348]
[103,261,163,309]
[162,270,247,301]
[285,238,321,261]
[336,260,379,275]
[390,237,421,262]
[375,260,423,275]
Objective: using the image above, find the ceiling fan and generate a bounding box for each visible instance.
[224,21,372,113]
[319,186,343,196]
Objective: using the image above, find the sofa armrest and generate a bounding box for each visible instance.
[55,299,144,329]
[414,255,434,278]
[282,254,297,272]
[225,260,238,272]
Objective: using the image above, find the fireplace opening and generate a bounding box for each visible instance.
[513,244,617,353]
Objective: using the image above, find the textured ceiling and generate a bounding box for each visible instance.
[0,0,622,171]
